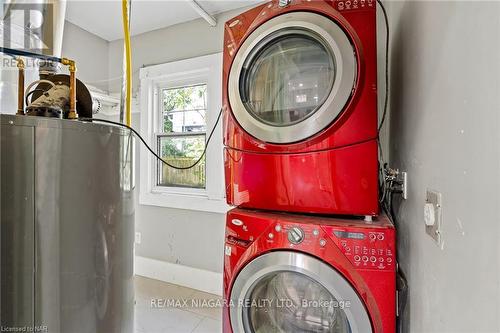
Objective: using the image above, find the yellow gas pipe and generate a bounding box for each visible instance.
[122,0,132,127]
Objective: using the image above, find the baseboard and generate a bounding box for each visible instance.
[135,256,223,296]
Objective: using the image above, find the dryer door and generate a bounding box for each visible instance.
[228,11,356,144]
[230,251,372,333]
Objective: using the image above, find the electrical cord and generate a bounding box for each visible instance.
[377,0,390,133]
[79,108,223,170]
[382,169,409,333]
[377,0,390,205]
[397,268,409,333]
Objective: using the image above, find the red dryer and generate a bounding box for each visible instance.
[223,0,379,216]
[223,208,396,333]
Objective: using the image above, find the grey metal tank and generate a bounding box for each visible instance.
[0,114,135,333]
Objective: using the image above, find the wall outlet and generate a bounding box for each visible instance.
[135,232,142,245]
[425,190,442,247]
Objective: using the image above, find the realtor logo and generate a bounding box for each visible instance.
[2,3,54,54]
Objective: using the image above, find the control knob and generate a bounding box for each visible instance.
[288,227,305,244]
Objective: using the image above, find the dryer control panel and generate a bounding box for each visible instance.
[324,225,396,271]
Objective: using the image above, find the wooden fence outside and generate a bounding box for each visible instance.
[159,157,205,188]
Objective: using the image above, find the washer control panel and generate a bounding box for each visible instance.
[325,226,396,271]
[268,223,326,248]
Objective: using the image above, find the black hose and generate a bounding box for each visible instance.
[397,269,409,333]
[376,0,390,206]
[79,108,223,170]
[377,0,390,132]
[25,89,45,106]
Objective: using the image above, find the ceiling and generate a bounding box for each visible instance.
[66,0,262,42]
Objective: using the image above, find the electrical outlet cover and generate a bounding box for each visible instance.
[425,190,442,246]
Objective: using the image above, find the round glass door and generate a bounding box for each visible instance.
[248,271,351,332]
[240,29,336,127]
[228,12,356,144]
[230,252,372,333]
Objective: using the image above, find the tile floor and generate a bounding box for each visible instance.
[135,276,222,333]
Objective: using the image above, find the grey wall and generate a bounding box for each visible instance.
[62,8,252,273]
[106,8,252,274]
[98,111,226,272]
[385,1,500,332]
[61,21,109,91]
[62,5,500,327]
[107,9,247,94]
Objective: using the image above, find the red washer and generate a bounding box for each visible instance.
[223,208,396,333]
[223,0,379,215]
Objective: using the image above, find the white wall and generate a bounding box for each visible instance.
[62,21,109,91]
[385,1,500,332]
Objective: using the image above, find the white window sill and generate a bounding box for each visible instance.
[139,191,231,214]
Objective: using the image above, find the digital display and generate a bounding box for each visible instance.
[333,231,365,240]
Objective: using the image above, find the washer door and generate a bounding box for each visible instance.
[228,11,357,144]
[230,252,372,333]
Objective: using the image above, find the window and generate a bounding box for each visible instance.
[158,84,207,189]
[140,53,227,213]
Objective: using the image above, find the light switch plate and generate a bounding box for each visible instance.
[135,232,142,244]
[425,190,442,246]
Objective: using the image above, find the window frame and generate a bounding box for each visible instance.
[139,53,228,213]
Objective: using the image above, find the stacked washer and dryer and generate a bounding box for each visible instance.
[221,0,396,332]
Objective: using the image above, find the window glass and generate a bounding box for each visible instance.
[157,136,205,188]
[158,84,207,188]
[240,30,335,126]
[163,85,207,133]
